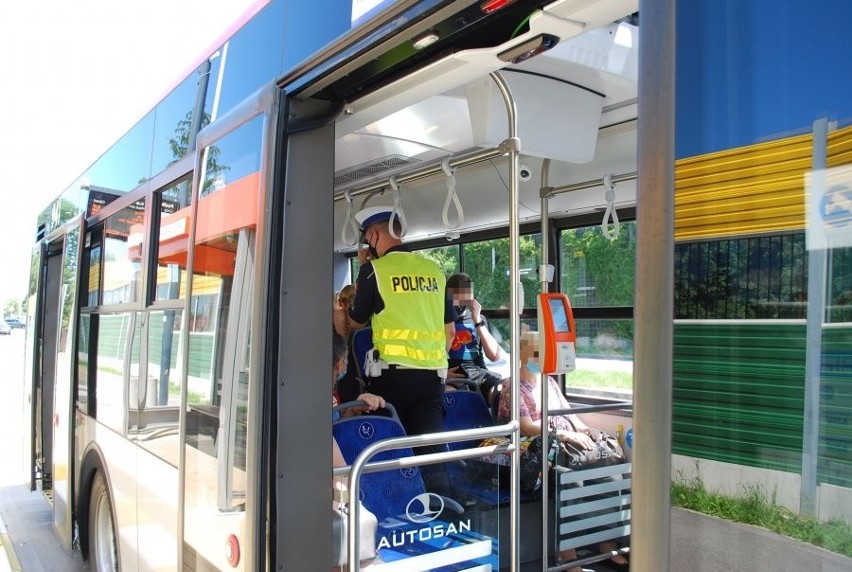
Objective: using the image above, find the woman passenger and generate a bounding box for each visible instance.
[497,331,628,570]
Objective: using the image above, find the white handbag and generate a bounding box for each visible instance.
[332,501,378,566]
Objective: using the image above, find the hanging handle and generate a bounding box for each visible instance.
[441,157,464,230]
[340,189,360,246]
[601,173,620,240]
[388,175,408,239]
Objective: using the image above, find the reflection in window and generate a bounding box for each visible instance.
[155,180,192,301]
[95,313,132,433]
[561,222,636,308]
[86,243,102,307]
[130,311,183,467]
[81,112,155,194]
[674,233,806,319]
[199,116,263,198]
[184,118,261,553]
[77,314,92,416]
[150,61,222,174]
[828,245,852,323]
[103,199,146,305]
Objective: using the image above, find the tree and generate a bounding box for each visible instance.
[168,110,229,196]
[4,298,21,318]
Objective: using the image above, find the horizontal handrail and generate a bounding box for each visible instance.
[345,421,519,570]
[334,145,505,200]
[550,401,633,416]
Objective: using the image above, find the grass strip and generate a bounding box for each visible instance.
[671,475,852,558]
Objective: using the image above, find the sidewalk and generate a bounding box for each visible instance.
[0,507,20,572]
[670,507,852,571]
[0,485,87,572]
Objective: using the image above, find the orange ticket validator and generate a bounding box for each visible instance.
[537,292,577,374]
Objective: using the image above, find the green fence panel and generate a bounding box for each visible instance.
[673,322,807,474]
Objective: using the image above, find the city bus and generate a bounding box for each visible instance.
[22,0,852,570]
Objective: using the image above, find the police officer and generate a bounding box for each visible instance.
[334,206,456,446]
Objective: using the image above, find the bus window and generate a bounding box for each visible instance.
[103,199,147,306]
[417,244,460,276]
[560,221,635,395]
[154,179,192,302]
[85,242,102,308]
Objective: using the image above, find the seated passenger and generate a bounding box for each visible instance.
[332,332,385,416]
[332,332,381,570]
[333,285,367,403]
[497,331,628,570]
[445,273,505,400]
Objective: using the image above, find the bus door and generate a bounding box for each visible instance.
[27,216,84,549]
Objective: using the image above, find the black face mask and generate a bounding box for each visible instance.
[359,230,380,260]
[454,305,468,317]
[367,231,380,260]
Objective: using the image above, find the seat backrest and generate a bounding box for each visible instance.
[350,326,374,381]
[442,390,495,450]
[332,413,425,521]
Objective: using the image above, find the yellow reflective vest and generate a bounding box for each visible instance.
[371,252,448,369]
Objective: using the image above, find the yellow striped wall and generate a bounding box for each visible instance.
[675,125,852,241]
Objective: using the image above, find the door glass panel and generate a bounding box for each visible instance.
[183,116,263,569]
[77,314,92,415]
[94,313,132,433]
[129,311,183,466]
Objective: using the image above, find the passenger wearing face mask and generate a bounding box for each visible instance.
[332,332,385,419]
[496,330,628,571]
[496,331,599,448]
[333,207,456,454]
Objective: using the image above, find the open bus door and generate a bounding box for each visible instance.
[24,216,84,550]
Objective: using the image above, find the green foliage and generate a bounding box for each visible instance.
[674,235,809,320]
[417,246,460,277]
[563,369,633,391]
[4,298,22,318]
[561,223,635,309]
[672,474,852,558]
[462,236,541,311]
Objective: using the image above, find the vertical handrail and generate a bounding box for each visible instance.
[801,117,829,515]
[488,70,521,572]
[539,158,552,566]
[633,0,676,569]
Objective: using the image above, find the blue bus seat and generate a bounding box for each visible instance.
[333,411,497,570]
[332,412,421,521]
[441,390,495,451]
[441,389,517,507]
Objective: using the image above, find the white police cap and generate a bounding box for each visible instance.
[355,206,398,232]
